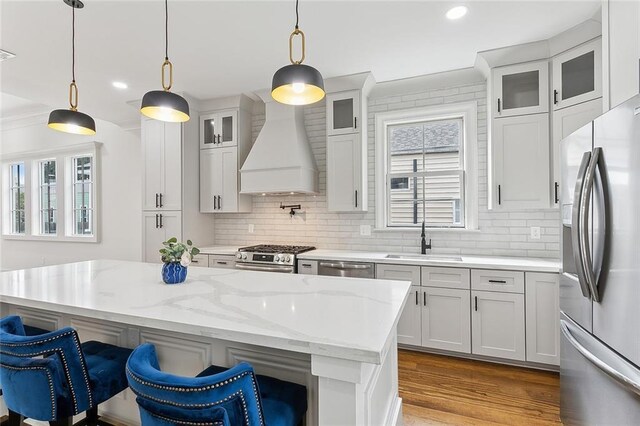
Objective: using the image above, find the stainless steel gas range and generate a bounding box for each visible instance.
[235,245,316,273]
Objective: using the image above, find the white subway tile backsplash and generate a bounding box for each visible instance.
[212,80,560,259]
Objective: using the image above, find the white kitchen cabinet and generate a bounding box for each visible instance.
[190,254,209,267]
[491,113,550,210]
[297,260,318,275]
[471,269,525,294]
[421,266,470,289]
[551,97,602,205]
[397,285,422,346]
[200,109,237,149]
[142,119,182,211]
[209,255,236,269]
[421,287,471,354]
[526,272,560,365]
[492,61,549,118]
[472,290,525,361]
[200,147,247,213]
[142,211,182,263]
[552,38,602,111]
[327,133,367,212]
[376,264,420,285]
[326,90,361,136]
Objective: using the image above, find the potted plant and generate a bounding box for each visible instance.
[159,237,200,284]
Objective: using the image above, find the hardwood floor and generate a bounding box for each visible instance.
[399,349,561,425]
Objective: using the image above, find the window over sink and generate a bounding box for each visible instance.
[375,102,478,230]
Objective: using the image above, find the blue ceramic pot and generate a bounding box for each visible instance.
[162,262,187,284]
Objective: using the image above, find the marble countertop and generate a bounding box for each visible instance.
[0,260,410,364]
[297,250,561,273]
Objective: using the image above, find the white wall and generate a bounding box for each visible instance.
[0,115,141,270]
[213,70,560,259]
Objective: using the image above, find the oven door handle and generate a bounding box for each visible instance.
[235,263,294,273]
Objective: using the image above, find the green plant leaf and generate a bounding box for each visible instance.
[191,248,200,256]
[167,237,177,244]
[187,240,193,246]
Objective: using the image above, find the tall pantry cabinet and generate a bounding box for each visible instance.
[141,97,215,263]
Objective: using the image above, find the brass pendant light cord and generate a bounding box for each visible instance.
[165,0,168,60]
[295,0,299,30]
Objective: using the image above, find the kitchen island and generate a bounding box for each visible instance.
[0,259,411,425]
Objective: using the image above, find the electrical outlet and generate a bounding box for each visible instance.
[360,225,372,236]
[248,224,255,234]
[530,227,541,240]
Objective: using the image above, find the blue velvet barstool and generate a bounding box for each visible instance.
[126,343,308,425]
[0,315,133,426]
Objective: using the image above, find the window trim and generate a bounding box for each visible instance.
[1,142,101,242]
[375,101,478,231]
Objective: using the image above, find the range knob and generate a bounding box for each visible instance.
[236,253,242,260]
[242,254,248,260]
[275,255,282,262]
[285,256,291,263]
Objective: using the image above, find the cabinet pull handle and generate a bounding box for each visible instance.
[355,190,358,208]
[218,134,221,144]
[497,98,501,113]
[354,117,357,129]
[475,296,478,311]
[301,263,312,268]
[213,195,217,210]
[159,193,163,208]
[217,261,228,265]
[555,182,559,204]
[155,193,159,208]
[192,259,199,263]
[218,195,222,210]
[423,291,427,306]
[498,184,502,205]
[155,214,159,229]
[489,279,507,284]
[554,89,559,105]
[159,214,163,229]
[415,290,419,305]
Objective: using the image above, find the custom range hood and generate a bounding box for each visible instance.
[240,90,318,194]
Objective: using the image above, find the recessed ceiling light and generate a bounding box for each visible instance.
[112,81,128,89]
[446,6,468,20]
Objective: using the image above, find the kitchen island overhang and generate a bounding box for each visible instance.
[0,259,411,425]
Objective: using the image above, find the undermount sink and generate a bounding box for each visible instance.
[385,254,462,262]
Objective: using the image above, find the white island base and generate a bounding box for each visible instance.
[0,261,409,426]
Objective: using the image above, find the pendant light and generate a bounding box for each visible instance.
[48,0,96,136]
[271,0,325,105]
[140,0,189,122]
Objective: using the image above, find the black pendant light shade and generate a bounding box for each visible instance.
[271,0,325,105]
[272,64,325,106]
[140,0,190,122]
[48,0,96,136]
[48,108,96,135]
[141,90,190,123]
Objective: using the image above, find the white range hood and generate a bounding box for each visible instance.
[240,90,318,195]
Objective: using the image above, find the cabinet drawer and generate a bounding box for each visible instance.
[297,260,318,275]
[421,267,470,289]
[471,269,524,293]
[208,255,236,269]
[376,264,421,286]
[190,254,209,267]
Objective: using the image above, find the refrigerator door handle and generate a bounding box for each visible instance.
[561,318,640,397]
[579,147,603,302]
[572,151,592,299]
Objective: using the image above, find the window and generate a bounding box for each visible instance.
[9,163,25,234]
[39,160,57,235]
[72,156,93,236]
[2,142,100,241]
[376,102,478,230]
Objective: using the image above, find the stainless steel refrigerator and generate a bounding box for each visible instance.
[560,94,640,425]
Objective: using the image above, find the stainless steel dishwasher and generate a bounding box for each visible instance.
[317,261,375,278]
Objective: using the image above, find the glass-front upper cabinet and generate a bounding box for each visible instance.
[200,109,237,149]
[552,38,602,111]
[326,90,361,136]
[492,61,549,118]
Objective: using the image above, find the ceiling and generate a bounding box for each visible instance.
[1,1,601,126]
